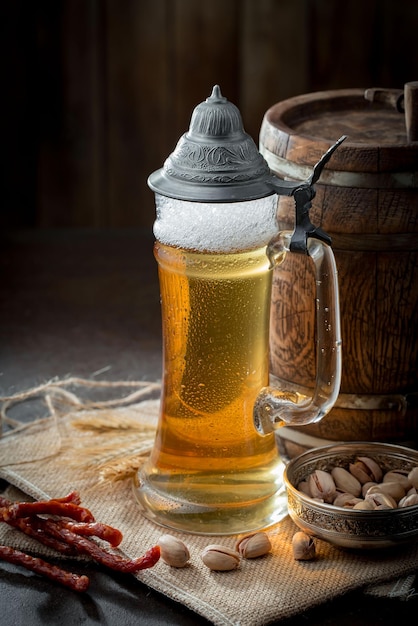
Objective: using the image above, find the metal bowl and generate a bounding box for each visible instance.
[283,442,418,549]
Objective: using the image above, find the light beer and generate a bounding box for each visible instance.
[136,241,287,533]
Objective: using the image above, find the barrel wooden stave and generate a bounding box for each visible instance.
[261,88,418,454]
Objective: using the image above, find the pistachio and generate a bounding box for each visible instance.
[365,491,397,509]
[297,480,312,497]
[349,461,374,484]
[362,481,377,497]
[333,492,362,508]
[366,481,405,503]
[292,531,316,561]
[356,456,383,483]
[398,493,418,508]
[331,467,362,497]
[307,470,337,503]
[353,499,375,510]
[235,532,271,559]
[200,544,240,571]
[408,467,418,489]
[158,534,190,568]
[383,470,411,490]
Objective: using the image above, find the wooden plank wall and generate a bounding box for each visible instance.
[3,0,418,230]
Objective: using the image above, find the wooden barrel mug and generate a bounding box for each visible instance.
[260,84,418,458]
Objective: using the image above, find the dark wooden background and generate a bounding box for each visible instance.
[3,0,418,230]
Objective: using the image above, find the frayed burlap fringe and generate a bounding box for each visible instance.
[1,378,417,626]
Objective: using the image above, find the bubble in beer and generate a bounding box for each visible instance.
[153,194,279,252]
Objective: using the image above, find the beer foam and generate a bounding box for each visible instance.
[153,194,279,252]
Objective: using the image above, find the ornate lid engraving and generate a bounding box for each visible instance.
[148,85,275,203]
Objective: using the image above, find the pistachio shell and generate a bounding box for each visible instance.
[365,491,397,509]
[292,532,316,561]
[235,532,271,559]
[408,467,418,489]
[201,544,240,571]
[331,467,362,497]
[366,481,405,503]
[297,480,312,497]
[362,481,377,497]
[307,470,337,503]
[383,470,411,490]
[158,534,190,567]
[357,456,383,483]
[333,492,362,508]
[353,499,375,510]
[398,493,418,508]
[349,461,374,484]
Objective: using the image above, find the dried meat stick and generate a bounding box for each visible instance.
[1,496,74,554]
[1,497,12,511]
[0,545,89,592]
[1,498,122,549]
[1,497,120,552]
[42,520,160,572]
[1,497,87,555]
[1,514,77,556]
[2,495,157,572]
[4,500,94,523]
[63,521,123,547]
[50,492,82,505]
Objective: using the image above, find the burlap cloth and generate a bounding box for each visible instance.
[0,379,417,626]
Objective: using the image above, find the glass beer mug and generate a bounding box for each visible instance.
[134,86,343,534]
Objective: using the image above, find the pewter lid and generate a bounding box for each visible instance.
[148,85,276,202]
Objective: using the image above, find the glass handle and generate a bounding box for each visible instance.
[254,232,342,434]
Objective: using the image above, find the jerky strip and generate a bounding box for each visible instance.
[51,492,82,505]
[63,521,123,547]
[0,545,89,592]
[43,520,160,572]
[6,516,77,555]
[0,497,77,555]
[1,497,121,549]
[4,500,94,523]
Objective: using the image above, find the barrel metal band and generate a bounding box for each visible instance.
[277,424,418,452]
[274,225,418,251]
[269,374,417,418]
[261,146,418,189]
